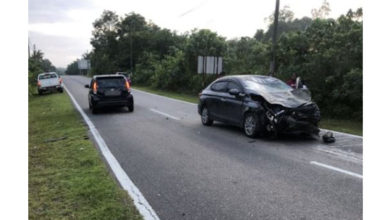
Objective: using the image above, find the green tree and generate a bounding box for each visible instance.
[90,10,120,75]
[311,0,331,19]
[185,29,227,73]
[65,60,79,75]
[28,48,56,85]
[86,7,362,120]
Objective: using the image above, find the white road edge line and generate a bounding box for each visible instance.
[310,161,362,179]
[150,108,180,120]
[63,84,160,220]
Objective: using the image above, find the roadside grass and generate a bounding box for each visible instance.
[133,85,362,136]
[319,118,362,136]
[29,90,142,219]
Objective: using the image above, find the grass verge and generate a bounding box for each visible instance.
[133,85,362,136]
[29,90,142,219]
[319,118,362,136]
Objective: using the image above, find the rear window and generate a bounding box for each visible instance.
[39,74,57,80]
[227,82,242,91]
[211,81,228,92]
[96,77,126,88]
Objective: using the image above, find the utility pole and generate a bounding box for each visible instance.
[28,38,30,58]
[269,0,280,76]
[130,19,134,74]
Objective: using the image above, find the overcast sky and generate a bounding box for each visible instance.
[28,0,363,68]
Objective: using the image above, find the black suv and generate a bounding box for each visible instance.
[85,75,134,114]
[198,75,320,138]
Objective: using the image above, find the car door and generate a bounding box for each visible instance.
[220,81,244,125]
[207,81,228,120]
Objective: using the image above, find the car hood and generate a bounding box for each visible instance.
[247,88,312,108]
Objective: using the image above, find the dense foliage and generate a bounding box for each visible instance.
[69,7,362,120]
[28,49,56,85]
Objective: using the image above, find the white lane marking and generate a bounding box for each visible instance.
[133,88,198,106]
[310,161,362,179]
[63,84,160,220]
[316,147,362,164]
[150,108,180,120]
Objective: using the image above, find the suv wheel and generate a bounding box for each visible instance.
[201,106,213,126]
[244,112,260,138]
[90,102,97,114]
[128,104,134,112]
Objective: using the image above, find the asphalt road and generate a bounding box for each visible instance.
[64,75,362,220]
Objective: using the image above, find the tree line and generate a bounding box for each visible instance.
[28,48,56,85]
[66,4,362,120]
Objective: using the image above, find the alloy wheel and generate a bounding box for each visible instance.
[244,115,256,136]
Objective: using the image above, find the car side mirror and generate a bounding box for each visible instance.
[228,88,240,96]
[85,84,90,88]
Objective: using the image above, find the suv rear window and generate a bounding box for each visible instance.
[39,74,57,79]
[96,77,126,88]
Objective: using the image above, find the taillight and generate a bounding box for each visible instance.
[125,80,130,92]
[59,78,63,84]
[37,81,41,87]
[92,82,98,94]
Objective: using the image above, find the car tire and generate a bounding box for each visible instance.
[58,88,63,93]
[38,89,43,95]
[243,112,260,138]
[128,104,134,112]
[257,113,269,138]
[201,106,213,126]
[90,102,98,114]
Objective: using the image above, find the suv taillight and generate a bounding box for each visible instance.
[125,80,130,92]
[59,78,63,84]
[92,82,98,94]
[37,81,41,87]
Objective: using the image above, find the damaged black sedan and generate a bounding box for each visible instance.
[198,75,320,138]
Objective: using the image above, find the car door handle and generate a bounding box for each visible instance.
[221,98,226,102]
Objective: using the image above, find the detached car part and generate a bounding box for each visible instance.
[322,132,336,143]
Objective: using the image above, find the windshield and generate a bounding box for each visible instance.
[39,74,57,80]
[242,76,292,92]
[96,77,126,88]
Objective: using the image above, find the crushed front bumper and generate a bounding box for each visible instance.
[277,115,319,135]
[265,103,320,136]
